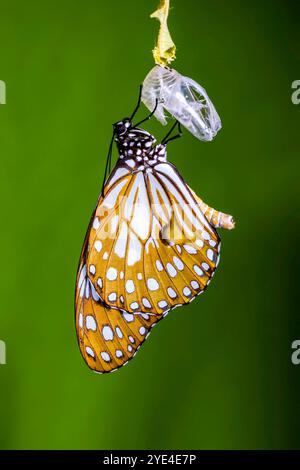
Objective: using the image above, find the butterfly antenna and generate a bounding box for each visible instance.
[129,84,143,122]
[101,127,115,196]
[134,99,158,128]
[161,121,182,145]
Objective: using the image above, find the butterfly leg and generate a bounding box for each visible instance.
[133,98,158,127]
[101,125,115,196]
[161,121,182,145]
[130,84,143,121]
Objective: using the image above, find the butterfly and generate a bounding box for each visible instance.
[75,93,234,373]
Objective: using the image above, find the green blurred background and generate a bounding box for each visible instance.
[0,0,299,450]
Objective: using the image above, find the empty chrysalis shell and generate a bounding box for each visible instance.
[142,65,222,142]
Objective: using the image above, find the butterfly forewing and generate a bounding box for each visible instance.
[86,157,220,315]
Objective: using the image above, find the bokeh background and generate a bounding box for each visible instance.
[0,0,299,450]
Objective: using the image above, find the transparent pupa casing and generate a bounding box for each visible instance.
[142,65,222,142]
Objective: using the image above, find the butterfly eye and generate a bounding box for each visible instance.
[114,119,131,137]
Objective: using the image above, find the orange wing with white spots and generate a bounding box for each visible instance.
[75,257,161,373]
[85,158,220,316]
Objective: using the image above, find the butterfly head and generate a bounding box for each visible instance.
[113,119,132,137]
[114,119,156,160]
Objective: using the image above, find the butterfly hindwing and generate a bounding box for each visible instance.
[75,256,162,373]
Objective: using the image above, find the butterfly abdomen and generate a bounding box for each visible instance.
[196,199,235,230]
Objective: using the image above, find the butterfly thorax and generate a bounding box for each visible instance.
[114,119,167,170]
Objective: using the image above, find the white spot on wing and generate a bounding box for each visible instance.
[123,312,134,323]
[91,283,100,301]
[183,286,192,297]
[94,240,102,252]
[125,279,135,294]
[116,326,123,339]
[93,218,100,230]
[78,265,86,288]
[183,244,197,254]
[139,326,147,336]
[166,263,177,278]
[142,298,152,308]
[193,265,204,276]
[86,347,95,358]
[202,262,210,271]
[89,264,96,275]
[102,325,114,341]
[156,260,164,271]
[167,287,177,299]
[100,351,111,362]
[130,302,139,310]
[108,292,117,302]
[173,256,184,271]
[86,315,97,331]
[79,279,86,298]
[106,267,117,281]
[85,281,90,299]
[147,278,159,291]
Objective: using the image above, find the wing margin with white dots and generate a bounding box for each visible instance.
[75,256,162,373]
